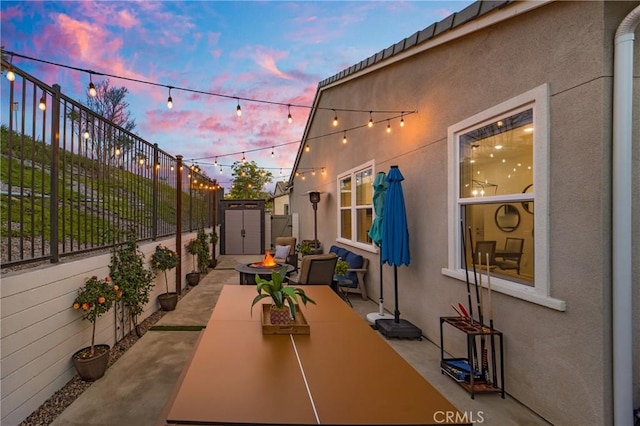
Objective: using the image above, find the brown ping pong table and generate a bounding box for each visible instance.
[161,285,469,425]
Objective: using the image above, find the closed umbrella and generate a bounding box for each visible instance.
[366,172,390,323]
[377,166,422,339]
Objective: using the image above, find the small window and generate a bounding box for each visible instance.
[337,161,374,249]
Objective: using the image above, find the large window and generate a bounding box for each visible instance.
[337,161,374,250]
[443,84,565,311]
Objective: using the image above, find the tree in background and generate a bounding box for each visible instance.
[226,160,273,200]
[79,79,137,167]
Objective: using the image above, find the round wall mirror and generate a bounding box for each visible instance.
[495,204,520,232]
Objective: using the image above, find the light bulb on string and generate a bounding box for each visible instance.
[115,146,121,156]
[167,87,173,109]
[83,127,90,140]
[236,99,242,117]
[332,110,338,127]
[279,168,283,176]
[368,112,373,128]
[287,105,293,124]
[321,168,326,176]
[271,147,274,158]
[38,91,46,111]
[387,120,391,133]
[214,157,218,167]
[343,132,347,144]
[242,152,246,163]
[312,169,316,176]
[5,55,15,81]
[170,165,175,171]
[88,74,97,97]
[305,144,310,152]
[400,112,405,127]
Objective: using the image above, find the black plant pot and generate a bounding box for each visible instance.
[158,292,178,311]
[72,344,110,381]
[186,271,201,286]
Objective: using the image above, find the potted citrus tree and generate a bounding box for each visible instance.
[185,238,202,285]
[251,265,316,324]
[151,244,179,311]
[71,275,120,381]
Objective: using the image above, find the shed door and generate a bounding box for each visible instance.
[224,209,262,255]
[242,209,262,254]
[224,210,244,254]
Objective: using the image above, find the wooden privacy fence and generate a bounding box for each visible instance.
[1,60,218,268]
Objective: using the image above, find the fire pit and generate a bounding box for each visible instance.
[234,251,295,285]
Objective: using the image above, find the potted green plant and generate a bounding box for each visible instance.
[109,230,156,337]
[251,265,316,324]
[296,241,314,256]
[335,258,349,279]
[196,228,211,274]
[185,238,202,285]
[208,229,218,268]
[151,244,180,311]
[71,275,120,381]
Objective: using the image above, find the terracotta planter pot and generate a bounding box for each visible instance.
[158,292,178,311]
[72,344,110,381]
[186,271,201,286]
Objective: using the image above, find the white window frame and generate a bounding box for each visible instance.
[336,160,377,252]
[442,84,565,311]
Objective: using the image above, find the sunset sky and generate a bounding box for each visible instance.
[1,1,472,190]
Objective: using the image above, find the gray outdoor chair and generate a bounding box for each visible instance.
[287,253,338,285]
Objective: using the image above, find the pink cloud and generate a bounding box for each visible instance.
[117,10,139,29]
[253,47,293,80]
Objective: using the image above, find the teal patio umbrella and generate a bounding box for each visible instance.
[366,172,390,322]
[377,166,421,339]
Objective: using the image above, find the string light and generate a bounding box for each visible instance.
[271,147,274,158]
[115,146,121,156]
[343,132,347,144]
[139,157,145,165]
[83,126,90,140]
[312,169,316,176]
[242,152,246,163]
[305,144,310,152]
[170,165,175,171]
[332,110,338,127]
[287,105,293,124]
[88,74,97,97]
[5,54,15,82]
[3,50,416,120]
[321,167,326,176]
[214,157,218,167]
[400,112,405,127]
[236,99,242,117]
[38,91,46,111]
[368,112,373,128]
[387,120,391,133]
[167,87,173,109]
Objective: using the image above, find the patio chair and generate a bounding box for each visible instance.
[495,237,525,274]
[273,236,298,270]
[287,253,338,285]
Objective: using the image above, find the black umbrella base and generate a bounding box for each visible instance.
[376,318,422,340]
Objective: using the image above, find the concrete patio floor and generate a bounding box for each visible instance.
[51,254,551,426]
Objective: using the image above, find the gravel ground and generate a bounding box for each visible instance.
[19,287,192,426]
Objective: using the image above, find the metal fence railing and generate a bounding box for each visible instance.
[1,60,218,268]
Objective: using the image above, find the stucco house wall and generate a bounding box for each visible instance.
[289,2,639,425]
